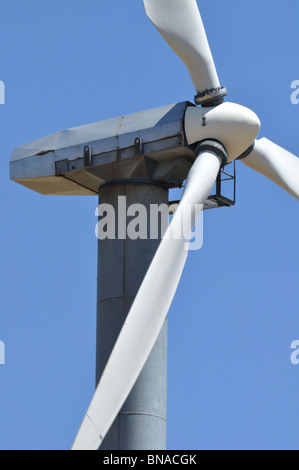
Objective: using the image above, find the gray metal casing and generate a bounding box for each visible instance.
[10,102,195,195]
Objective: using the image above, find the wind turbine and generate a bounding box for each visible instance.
[9,0,299,451]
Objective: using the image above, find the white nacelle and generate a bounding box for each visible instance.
[184,102,261,162]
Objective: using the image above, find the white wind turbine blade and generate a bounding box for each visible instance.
[241,138,299,200]
[72,150,222,450]
[143,0,223,102]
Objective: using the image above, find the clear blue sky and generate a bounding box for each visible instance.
[0,0,299,450]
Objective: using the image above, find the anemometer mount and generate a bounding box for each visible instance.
[194,86,228,107]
